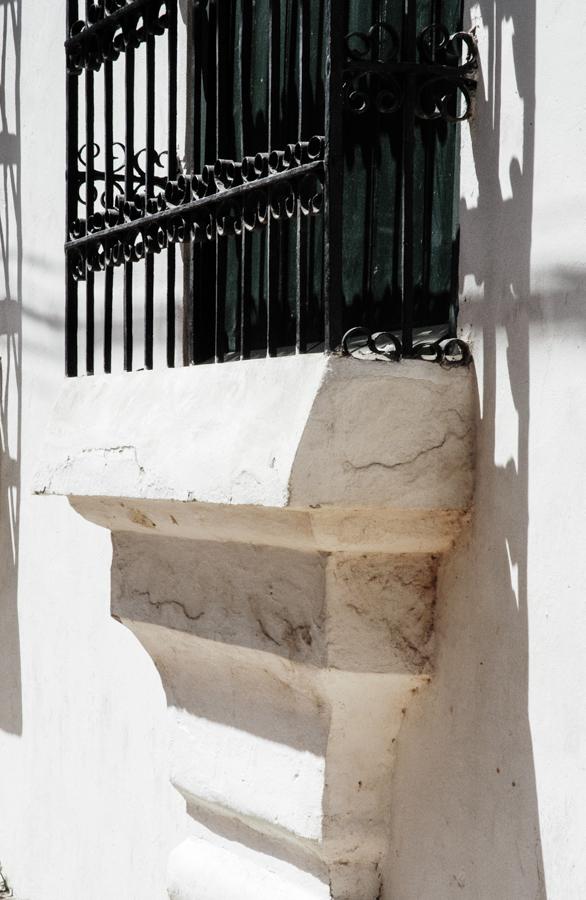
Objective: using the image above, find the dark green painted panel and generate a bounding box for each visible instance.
[342,0,463,335]
[191,0,463,357]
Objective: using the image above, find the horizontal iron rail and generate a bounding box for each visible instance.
[65,159,324,252]
[65,0,153,48]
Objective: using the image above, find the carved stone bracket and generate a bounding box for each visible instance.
[35,356,476,899]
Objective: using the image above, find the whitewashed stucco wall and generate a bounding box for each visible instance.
[0,4,180,899]
[0,1,585,899]
[383,2,586,898]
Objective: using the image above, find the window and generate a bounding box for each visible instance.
[65,0,476,375]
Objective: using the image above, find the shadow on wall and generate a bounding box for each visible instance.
[0,0,22,736]
[382,1,547,898]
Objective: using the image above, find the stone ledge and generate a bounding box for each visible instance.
[34,355,475,514]
[71,495,470,553]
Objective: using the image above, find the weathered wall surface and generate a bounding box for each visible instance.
[0,1,585,900]
[382,1,586,898]
[0,4,179,899]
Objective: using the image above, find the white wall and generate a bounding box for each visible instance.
[1,1,586,899]
[383,2,586,898]
[0,4,180,898]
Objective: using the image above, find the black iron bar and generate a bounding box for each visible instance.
[185,0,199,365]
[323,0,343,350]
[104,57,114,373]
[196,0,216,364]
[213,0,223,363]
[239,0,250,359]
[85,0,95,375]
[124,44,135,371]
[421,0,440,318]
[66,161,323,251]
[145,30,155,369]
[401,0,417,355]
[296,198,308,352]
[362,0,378,326]
[239,240,250,357]
[266,0,280,356]
[66,0,80,377]
[167,0,178,367]
[295,0,307,352]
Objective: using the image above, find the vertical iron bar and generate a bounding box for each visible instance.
[167,0,178,367]
[295,0,307,352]
[421,0,440,318]
[401,0,417,354]
[104,58,114,373]
[145,28,156,370]
[239,0,250,359]
[266,0,280,356]
[214,0,224,362]
[191,0,214,365]
[447,0,461,338]
[185,0,198,364]
[124,45,135,371]
[323,0,344,350]
[66,0,79,377]
[362,0,378,326]
[239,240,251,358]
[84,0,95,375]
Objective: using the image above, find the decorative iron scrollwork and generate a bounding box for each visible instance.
[341,327,471,366]
[66,0,170,73]
[76,143,168,208]
[343,20,478,122]
[345,22,400,63]
[67,137,326,280]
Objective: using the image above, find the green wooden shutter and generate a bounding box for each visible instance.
[188,0,465,359]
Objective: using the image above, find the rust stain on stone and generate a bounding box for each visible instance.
[129,508,156,529]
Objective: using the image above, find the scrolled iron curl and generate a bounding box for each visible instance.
[162,136,325,205]
[418,25,477,72]
[342,20,477,120]
[70,135,326,267]
[343,68,474,120]
[67,0,170,73]
[343,71,403,116]
[76,142,167,216]
[70,174,324,280]
[345,22,400,63]
[74,136,324,229]
[344,21,477,72]
[341,327,470,367]
[416,76,473,122]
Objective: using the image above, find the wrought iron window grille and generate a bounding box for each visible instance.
[65,0,477,377]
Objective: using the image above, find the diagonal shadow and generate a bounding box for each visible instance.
[380,1,546,897]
